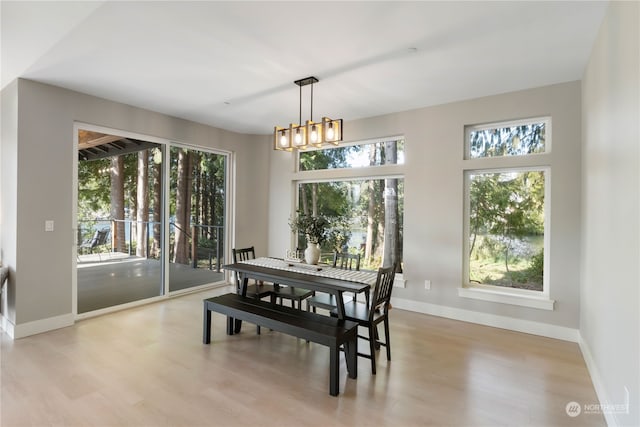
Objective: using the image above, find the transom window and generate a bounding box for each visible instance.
[466,118,549,159]
[299,139,405,171]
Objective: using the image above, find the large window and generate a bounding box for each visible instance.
[468,169,546,291]
[463,118,550,304]
[296,138,404,272]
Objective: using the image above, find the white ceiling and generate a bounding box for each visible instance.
[1,1,608,135]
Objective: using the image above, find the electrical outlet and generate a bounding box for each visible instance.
[45,220,54,232]
[424,279,431,290]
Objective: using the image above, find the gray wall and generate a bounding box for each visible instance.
[0,80,18,320]
[0,79,269,331]
[581,1,640,425]
[269,81,583,331]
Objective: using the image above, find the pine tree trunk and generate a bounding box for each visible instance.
[364,145,377,264]
[383,141,399,270]
[311,183,318,217]
[136,150,149,258]
[193,152,201,234]
[173,149,193,264]
[301,185,309,215]
[110,155,125,253]
[151,153,161,258]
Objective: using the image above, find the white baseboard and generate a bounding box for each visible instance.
[1,312,15,338]
[578,334,622,427]
[390,296,580,342]
[2,313,74,339]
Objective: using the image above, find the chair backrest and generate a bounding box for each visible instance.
[90,229,110,248]
[232,246,256,263]
[332,252,361,271]
[96,229,110,246]
[369,263,397,320]
[232,246,256,289]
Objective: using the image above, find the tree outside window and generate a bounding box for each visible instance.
[468,170,545,291]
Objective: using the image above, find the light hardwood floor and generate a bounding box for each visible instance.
[1,287,604,426]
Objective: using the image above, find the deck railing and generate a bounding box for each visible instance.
[78,219,224,271]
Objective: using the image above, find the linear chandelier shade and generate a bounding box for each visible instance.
[274,76,343,151]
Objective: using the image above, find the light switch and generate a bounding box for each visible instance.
[45,220,54,232]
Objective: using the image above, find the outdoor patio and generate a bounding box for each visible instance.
[77,255,224,313]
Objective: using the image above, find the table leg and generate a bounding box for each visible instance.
[334,291,345,320]
[227,316,234,335]
[233,274,249,334]
[203,303,212,344]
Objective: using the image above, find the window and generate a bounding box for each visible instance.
[467,169,546,290]
[299,139,405,171]
[295,138,404,272]
[462,118,552,309]
[467,118,548,158]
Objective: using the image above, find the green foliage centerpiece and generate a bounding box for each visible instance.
[289,211,330,264]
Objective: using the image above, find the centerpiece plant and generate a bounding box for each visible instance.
[289,211,330,264]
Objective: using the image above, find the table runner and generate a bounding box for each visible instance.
[239,257,378,286]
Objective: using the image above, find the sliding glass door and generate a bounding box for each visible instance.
[168,146,226,292]
[77,132,164,313]
[76,129,228,314]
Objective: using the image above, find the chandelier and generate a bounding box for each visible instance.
[274,76,343,151]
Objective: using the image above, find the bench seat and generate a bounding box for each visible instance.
[203,293,359,396]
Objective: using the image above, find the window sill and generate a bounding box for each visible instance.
[458,286,555,310]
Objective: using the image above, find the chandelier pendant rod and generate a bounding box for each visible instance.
[310,82,313,122]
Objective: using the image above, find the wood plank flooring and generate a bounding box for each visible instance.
[1,287,604,426]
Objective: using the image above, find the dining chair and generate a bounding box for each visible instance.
[306,252,361,313]
[263,247,311,310]
[331,263,397,375]
[232,246,276,334]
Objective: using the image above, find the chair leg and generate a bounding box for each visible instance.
[374,325,381,350]
[384,317,391,361]
[369,325,377,375]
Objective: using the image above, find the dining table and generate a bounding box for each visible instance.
[223,257,377,334]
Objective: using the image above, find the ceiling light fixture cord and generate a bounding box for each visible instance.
[310,82,314,122]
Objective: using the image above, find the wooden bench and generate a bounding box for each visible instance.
[203,293,359,396]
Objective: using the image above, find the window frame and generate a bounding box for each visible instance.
[461,118,554,310]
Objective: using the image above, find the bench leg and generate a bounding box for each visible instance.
[227,316,235,335]
[344,338,358,379]
[234,318,243,334]
[329,345,339,396]
[203,304,212,344]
